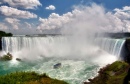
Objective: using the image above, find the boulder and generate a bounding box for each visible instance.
[0,52,13,61]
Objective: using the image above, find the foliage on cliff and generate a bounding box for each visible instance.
[84,61,129,84]
[0,72,68,84]
[0,31,12,37]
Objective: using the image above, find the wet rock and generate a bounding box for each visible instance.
[0,52,13,61]
[88,79,93,82]
[83,61,129,84]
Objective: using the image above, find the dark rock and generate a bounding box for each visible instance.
[0,52,13,61]
[83,61,129,84]
[88,79,93,82]
[83,82,91,84]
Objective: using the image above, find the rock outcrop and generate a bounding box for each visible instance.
[84,61,130,84]
[0,52,13,61]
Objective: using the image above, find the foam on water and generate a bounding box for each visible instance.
[0,58,105,84]
[0,53,117,84]
[0,36,121,84]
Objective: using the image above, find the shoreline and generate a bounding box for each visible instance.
[84,61,130,84]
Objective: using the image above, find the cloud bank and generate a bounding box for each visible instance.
[0,0,42,9]
[0,23,7,30]
[37,3,130,34]
[0,6,37,19]
[1,2,130,34]
[0,0,40,33]
[5,18,20,30]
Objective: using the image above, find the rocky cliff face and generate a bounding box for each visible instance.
[0,37,1,50]
[84,61,130,84]
[0,31,13,51]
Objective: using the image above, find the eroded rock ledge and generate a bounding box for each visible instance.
[0,52,21,61]
[84,61,130,84]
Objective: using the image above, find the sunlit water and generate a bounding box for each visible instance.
[0,36,121,84]
[0,53,117,84]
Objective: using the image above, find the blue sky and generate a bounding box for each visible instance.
[18,0,130,18]
[0,0,130,34]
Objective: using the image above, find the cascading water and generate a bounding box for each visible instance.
[2,36,67,53]
[94,38,126,57]
[0,36,123,84]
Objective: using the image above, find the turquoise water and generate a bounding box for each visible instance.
[0,36,119,84]
[0,56,117,84]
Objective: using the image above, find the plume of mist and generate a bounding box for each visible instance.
[37,3,130,36]
[2,3,119,65]
[3,35,117,66]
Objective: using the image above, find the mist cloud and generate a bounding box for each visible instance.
[37,3,130,34]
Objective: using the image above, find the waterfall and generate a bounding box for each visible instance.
[1,36,126,59]
[94,38,126,57]
[2,36,67,53]
[0,36,119,84]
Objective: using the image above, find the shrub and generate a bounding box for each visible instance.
[0,71,68,84]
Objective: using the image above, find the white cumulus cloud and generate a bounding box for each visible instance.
[25,22,32,29]
[0,23,8,30]
[5,18,20,24]
[37,4,130,34]
[37,12,73,30]
[0,6,37,19]
[114,6,130,20]
[46,5,56,10]
[5,18,20,29]
[0,0,42,9]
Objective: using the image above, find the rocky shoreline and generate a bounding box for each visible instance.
[84,61,130,84]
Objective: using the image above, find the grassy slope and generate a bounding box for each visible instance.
[85,61,129,84]
[0,72,68,84]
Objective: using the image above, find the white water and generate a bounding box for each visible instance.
[0,36,124,84]
[94,38,125,57]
